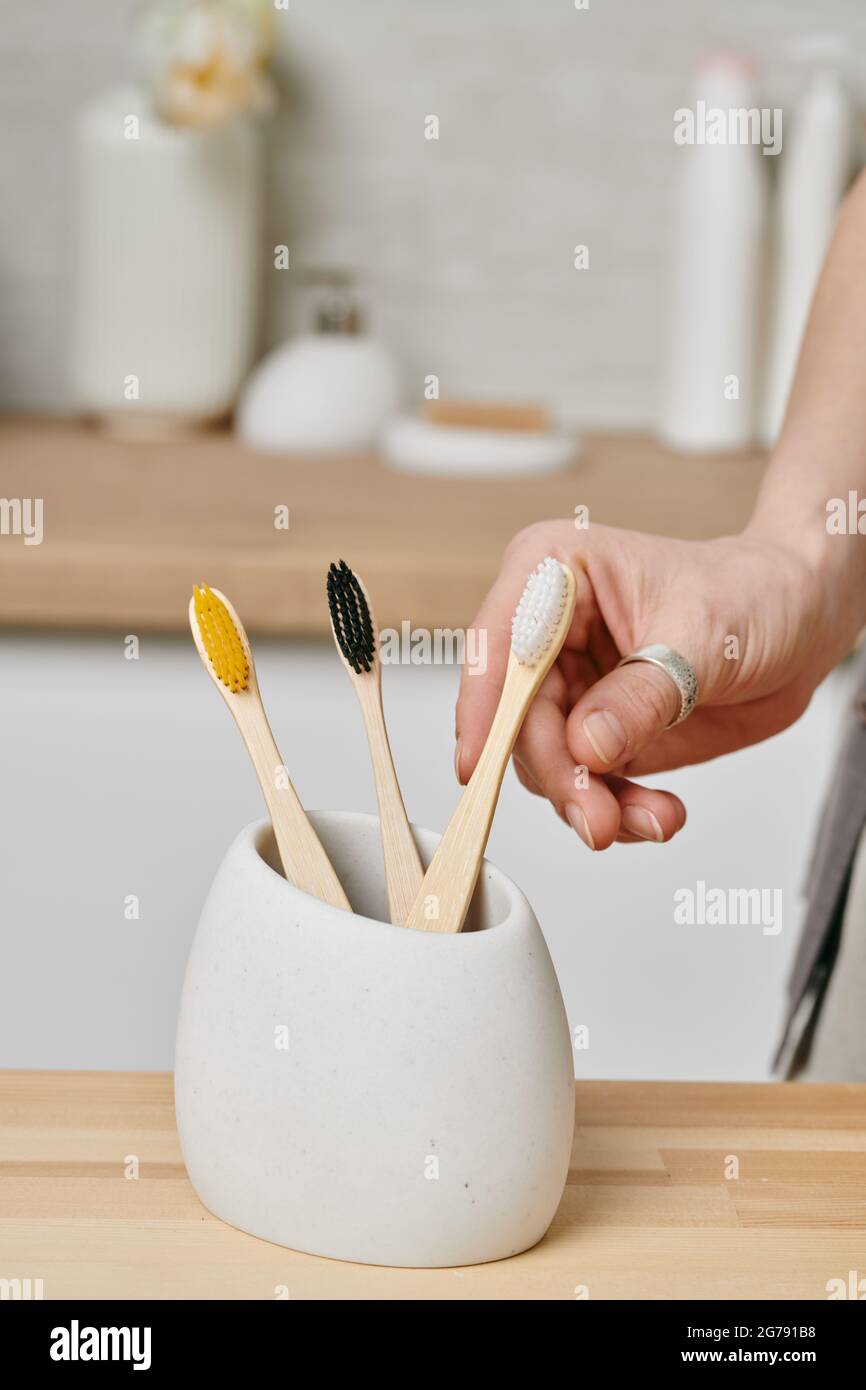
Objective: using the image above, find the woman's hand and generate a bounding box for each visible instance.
[455,519,836,850]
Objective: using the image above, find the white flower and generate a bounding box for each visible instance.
[136,0,276,129]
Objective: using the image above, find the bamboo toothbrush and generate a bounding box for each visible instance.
[189,584,351,911]
[403,556,577,935]
[326,560,424,926]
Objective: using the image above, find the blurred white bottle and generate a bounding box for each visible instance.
[659,56,769,453]
[760,64,854,446]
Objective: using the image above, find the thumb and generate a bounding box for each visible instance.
[566,643,696,771]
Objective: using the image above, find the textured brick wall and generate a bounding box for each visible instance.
[3,0,865,424]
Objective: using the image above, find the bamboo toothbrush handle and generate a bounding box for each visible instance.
[402,558,576,935]
[355,679,424,925]
[405,656,527,934]
[239,702,351,911]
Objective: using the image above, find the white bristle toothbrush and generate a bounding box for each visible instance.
[326,560,424,926]
[189,584,351,912]
[403,556,577,935]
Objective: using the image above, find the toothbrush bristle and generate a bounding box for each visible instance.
[193,584,250,693]
[511,557,569,665]
[327,560,375,674]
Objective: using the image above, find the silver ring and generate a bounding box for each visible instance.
[616,643,699,727]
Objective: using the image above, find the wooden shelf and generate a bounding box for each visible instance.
[2,1071,864,1299]
[0,418,767,634]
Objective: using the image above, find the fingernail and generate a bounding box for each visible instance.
[620,805,664,842]
[582,709,627,764]
[454,737,463,784]
[566,803,595,850]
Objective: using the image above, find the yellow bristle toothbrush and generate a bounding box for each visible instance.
[189,584,351,912]
[403,556,577,935]
[326,560,424,926]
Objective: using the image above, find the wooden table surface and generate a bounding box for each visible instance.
[0,418,765,635]
[2,1071,864,1300]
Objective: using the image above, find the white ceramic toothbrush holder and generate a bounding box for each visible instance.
[175,812,574,1268]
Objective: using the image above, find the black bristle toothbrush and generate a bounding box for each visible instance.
[327,560,423,926]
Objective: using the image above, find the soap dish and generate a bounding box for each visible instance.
[382,415,579,478]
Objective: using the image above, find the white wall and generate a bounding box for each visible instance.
[4,0,866,423]
[0,631,846,1079]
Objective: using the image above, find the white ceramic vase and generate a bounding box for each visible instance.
[72,85,262,436]
[175,812,574,1268]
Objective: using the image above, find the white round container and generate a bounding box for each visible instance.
[71,85,262,435]
[236,334,401,452]
[175,813,574,1268]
